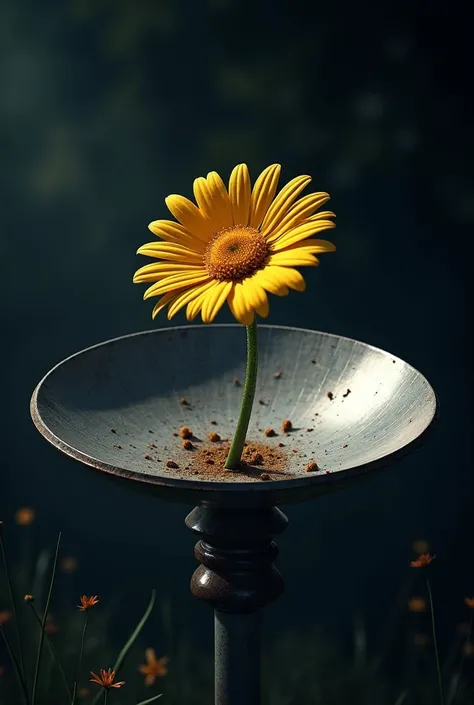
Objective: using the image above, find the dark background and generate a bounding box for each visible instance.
[1,0,473,699]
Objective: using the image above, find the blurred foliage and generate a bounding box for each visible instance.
[1,519,473,704]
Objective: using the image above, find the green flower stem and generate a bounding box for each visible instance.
[426,576,444,705]
[0,622,29,704]
[32,532,61,705]
[91,590,156,705]
[225,319,258,470]
[27,601,71,701]
[103,690,108,705]
[71,611,88,704]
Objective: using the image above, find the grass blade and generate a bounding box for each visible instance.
[31,532,61,705]
[27,600,72,700]
[71,611,88,705]
[136,695,163,704]
[0,622,30,704]
[91,589,156,705]
[0,521,27,694]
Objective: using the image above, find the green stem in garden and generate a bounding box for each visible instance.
[426,575,445,705]
[451,611,473,704]
[225,319,258,469]
[91,590,156,705]
[0,522,27,693]
[26,600,71,700]
[0,622,30,704]
[31,532,61,705]
[71,611,89,704]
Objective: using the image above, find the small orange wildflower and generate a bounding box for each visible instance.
[78,595,99,611]
[15,508,35,526]
[138,648,169,686]
[0,611,11,625]
[90,669,125,689]
[410,553,435,568]
[408,597,427,613]
[464,597,474,609]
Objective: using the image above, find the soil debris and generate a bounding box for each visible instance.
[208,432,221,442]
[342,389,351,398]
[281,419,293,433]
[166,459,179,469]
[264,428,276,437]
[306,461,319,472]
[180,426,193,439]
[182,440,194,450]
[327,392,334,400]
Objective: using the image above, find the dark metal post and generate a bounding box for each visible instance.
[215,611,261,705]
[185,504,289,705]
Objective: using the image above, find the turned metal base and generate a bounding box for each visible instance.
[186,505,289,704]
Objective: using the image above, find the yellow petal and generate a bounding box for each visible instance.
[271,221,336,250]
[167,280,217,319]
[229,163,251,226]
[256,296,269,318]
[201,281,233,323]
[148,219,205,251]
[252,268,289,297]
[277,238,336,256]
[260,175,311,237]
[267,252,319,267]
[249,164,281,229]
[151,291,179,319]
[308,210,336,221]
[133,262,203,283]
[186,288,213,321]
[241,277,267,310]
[136,242,204,263]
[144,272,210,299]
[265,193,331,243]
[193,171,233,231]
[165,194,215,242]
[262,265,306,291]
[227,282,254,325]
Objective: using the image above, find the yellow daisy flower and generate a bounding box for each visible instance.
[133,164,336,324]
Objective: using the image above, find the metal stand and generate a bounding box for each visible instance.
[185,505,289,705]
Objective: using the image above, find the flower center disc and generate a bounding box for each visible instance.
[204,226,269,281]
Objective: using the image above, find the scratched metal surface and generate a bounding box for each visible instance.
[30,325,437,505]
